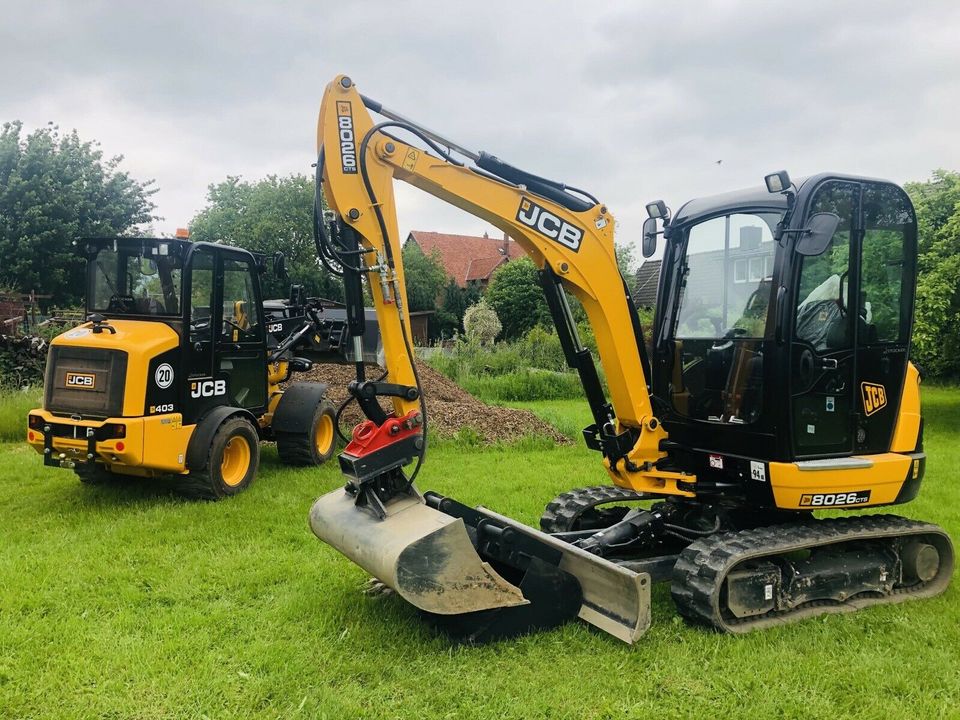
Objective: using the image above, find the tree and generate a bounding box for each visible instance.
[615,240,638,295]
[905,170,960,377]
[463,298,501,345]
[189,174,341,301]
[485,257,550,339]
[0,122,156,307]
[400,243,447,311]
[439,277,481,337]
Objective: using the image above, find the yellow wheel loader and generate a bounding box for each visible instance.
[309,75,953,643]
[27,234,376,499]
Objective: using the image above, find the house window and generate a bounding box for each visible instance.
[734,259,748,283]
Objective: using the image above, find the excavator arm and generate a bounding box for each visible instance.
[317,74,693,499]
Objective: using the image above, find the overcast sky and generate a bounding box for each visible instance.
[5,1,959,254]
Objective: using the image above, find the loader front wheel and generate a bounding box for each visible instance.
[276,399,337,466]
[180,417,260,500]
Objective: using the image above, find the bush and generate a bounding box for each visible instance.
[463,299,501,346]
[460,369,584,402]
[426,325,595,403]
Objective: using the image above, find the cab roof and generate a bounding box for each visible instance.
[670,172,899,228]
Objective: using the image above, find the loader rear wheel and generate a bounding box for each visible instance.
[179,417,260,500]
[540,485,652,533]
[276,399,337,466]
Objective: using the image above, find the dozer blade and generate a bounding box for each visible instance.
[309,488,651,644]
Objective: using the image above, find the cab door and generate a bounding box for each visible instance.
[215,251,268,414]
[853,183,917,454]
[789,180,861,458]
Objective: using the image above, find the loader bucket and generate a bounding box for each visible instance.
[309,487,651,644]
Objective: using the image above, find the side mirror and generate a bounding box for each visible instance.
[795,212,841,256]
[765,170,791,194]
[642,217,659,258]
[645,200,668,219]
[273,251,288,279]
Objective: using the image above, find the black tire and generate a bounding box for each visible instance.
[74,463,118,485]
[179,416,260,500]
[276,399,337,466]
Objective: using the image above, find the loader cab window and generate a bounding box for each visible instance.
[668,211,780,424]
[188,249,215,344]
[89,244,183,317]
[222,258,262,341]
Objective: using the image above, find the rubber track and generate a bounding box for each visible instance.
[671,514,954,633]
[540,485,651,533]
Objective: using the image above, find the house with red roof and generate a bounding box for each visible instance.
[404,230,525,289]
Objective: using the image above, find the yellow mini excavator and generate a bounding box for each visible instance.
[308,75,953,643]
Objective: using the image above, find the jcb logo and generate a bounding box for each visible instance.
[65,372,96,390]
[190,379,226,399]
[336,101,357,174]
[516,198,584,251]
[267,322,284,334]
[861,382,887,416]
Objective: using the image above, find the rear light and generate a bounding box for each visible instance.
[28,414,42,429]
[104,423,126,438]
[27,430,35,442]
[115,441,125,452]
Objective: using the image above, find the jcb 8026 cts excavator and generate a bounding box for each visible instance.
[309,75,953,643]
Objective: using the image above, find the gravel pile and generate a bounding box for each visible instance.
[298,361,570,444]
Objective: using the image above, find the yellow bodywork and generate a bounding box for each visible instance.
[52,319,179,417]
[27,410,194,475]
[769,453,917,510]
[891,362,922,453]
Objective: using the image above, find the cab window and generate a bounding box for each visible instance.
[860,183,914,344]
[189,249,215,344]
[675,212,779,340]
[222,258,261,340]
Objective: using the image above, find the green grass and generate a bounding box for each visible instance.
[2,392,960,718]
[0,387,40,442]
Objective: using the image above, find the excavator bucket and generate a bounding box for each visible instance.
[309,487,651,643]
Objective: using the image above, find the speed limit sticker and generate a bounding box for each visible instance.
[155,363,174,389]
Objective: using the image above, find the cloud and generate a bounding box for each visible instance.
[4,0,958,250]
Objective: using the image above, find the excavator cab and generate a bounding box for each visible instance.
[649,173,919,477]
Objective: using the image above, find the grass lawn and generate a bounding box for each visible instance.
[2,390,959,719]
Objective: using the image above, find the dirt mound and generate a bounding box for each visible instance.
[297,361,569,445]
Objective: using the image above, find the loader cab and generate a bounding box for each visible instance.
[650,173,917,464]
[82,238,269,424]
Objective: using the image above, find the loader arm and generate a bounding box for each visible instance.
[318,74,693,498]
